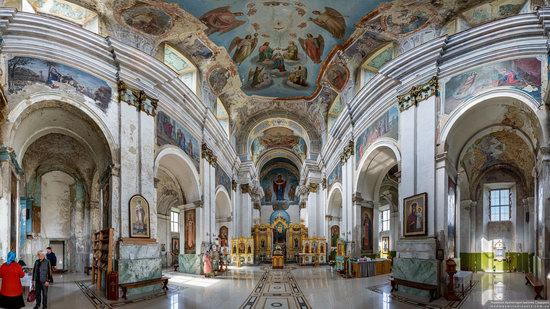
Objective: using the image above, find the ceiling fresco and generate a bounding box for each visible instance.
[169,0,390,98]
[14,0,534,154]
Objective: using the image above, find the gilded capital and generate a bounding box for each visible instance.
[397,76,438,112]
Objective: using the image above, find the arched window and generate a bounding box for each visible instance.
[164,44,198,94]
[215,98,230,137]
[21,0,99,34]
[358,43,395,90]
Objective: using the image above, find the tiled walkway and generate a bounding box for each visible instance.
[7,267,546,308]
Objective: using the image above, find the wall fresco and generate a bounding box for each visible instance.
[122,3,173,35]
[157,111,201,169]
[7,56,112,111]
[444,58,542,114]
[251,127,307,162]
[327,164,342,190]
[215,164,232,195]
[355,106,399,165]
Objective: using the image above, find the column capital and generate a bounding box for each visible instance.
[339,140,354,165]
[397,76,438,112]
[117,80,158,116]
[201,143,218,166]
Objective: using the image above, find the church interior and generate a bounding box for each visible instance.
[0,0,549,308]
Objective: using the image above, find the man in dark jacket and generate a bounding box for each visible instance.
[32,250,53,309]
[46,247,57,271]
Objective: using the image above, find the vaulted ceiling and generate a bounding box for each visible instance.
[22,0,531,154]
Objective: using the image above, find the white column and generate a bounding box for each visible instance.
[307,190,317,235]
[118,103,140,239]
[139,111,156,239]
[241,185,252,237]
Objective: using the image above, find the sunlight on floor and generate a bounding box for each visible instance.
[168,274,221,287]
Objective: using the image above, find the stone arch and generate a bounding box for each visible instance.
[354,138,401,202]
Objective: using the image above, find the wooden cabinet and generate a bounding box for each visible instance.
[92,228,114,290]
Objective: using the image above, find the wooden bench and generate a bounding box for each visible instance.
[119,277,169,300]
[525,273,544,300]
[390,277,438,302]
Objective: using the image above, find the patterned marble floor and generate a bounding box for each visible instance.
[239,266,311,309]
[5,267,547,308]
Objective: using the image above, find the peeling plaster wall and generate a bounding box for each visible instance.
[40,171,74,239]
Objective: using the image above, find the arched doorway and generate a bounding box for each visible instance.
[154,145,201,269]
[327,186,342,261]
[355,140,400,256]
[215,188,231,249]
[10,101,113,271]
[441,95,542,274]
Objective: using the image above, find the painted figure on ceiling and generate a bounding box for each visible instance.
[282,41,299,60]
[229,33,259,64]
[258,42,274,62]
[273,174,287,201]
[299,34,324,64]
[272,51,286,72]
[200,6,246,35]
[310,7,346,39]
[288,66,308,87]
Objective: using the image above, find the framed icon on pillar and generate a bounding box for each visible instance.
[129,194,150,238]
[403,193,427,237]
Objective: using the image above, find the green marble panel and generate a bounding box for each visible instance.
[179,254,202,275]
[118,257,162,297]
[393,258,439,299]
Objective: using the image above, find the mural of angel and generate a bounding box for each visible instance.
[199,6,246,35]
[299,34,324,63]
[229,33,258,64]
[310,7,346,39]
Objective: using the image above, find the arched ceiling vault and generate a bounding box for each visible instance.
[26,0,529,137]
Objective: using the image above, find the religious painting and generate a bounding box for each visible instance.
[361,207,374,253]
[355,106,399,165]
[121,4,173,35]
[461,0,526,28]
[184,209,196,254]
[330,225,340,247]
[172,238,180,255]
[447,178,457,259]
[7,57,112,111]
[207,66,231,95]
[251,127,307,162]
[157,111,200,169]
[129,194,150,238]
[381,236,389,254]
[170,0,388,98]
[403,193,427,237]
[260,159,300,207]
[444,58,542,114]
[326,63,350,91]
[219,226,228,247]
[215,165,232,194]
[327,164,342,190]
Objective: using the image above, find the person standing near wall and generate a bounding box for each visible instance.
[45,248,56,272]
[31,251,52,309]
[0,251,26,309]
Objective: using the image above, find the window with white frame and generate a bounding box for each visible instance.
[489,188,510,222]
[21,0,100,34]
[164,44,198,94]
[170,211,179,233]
[381,209,390,231]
